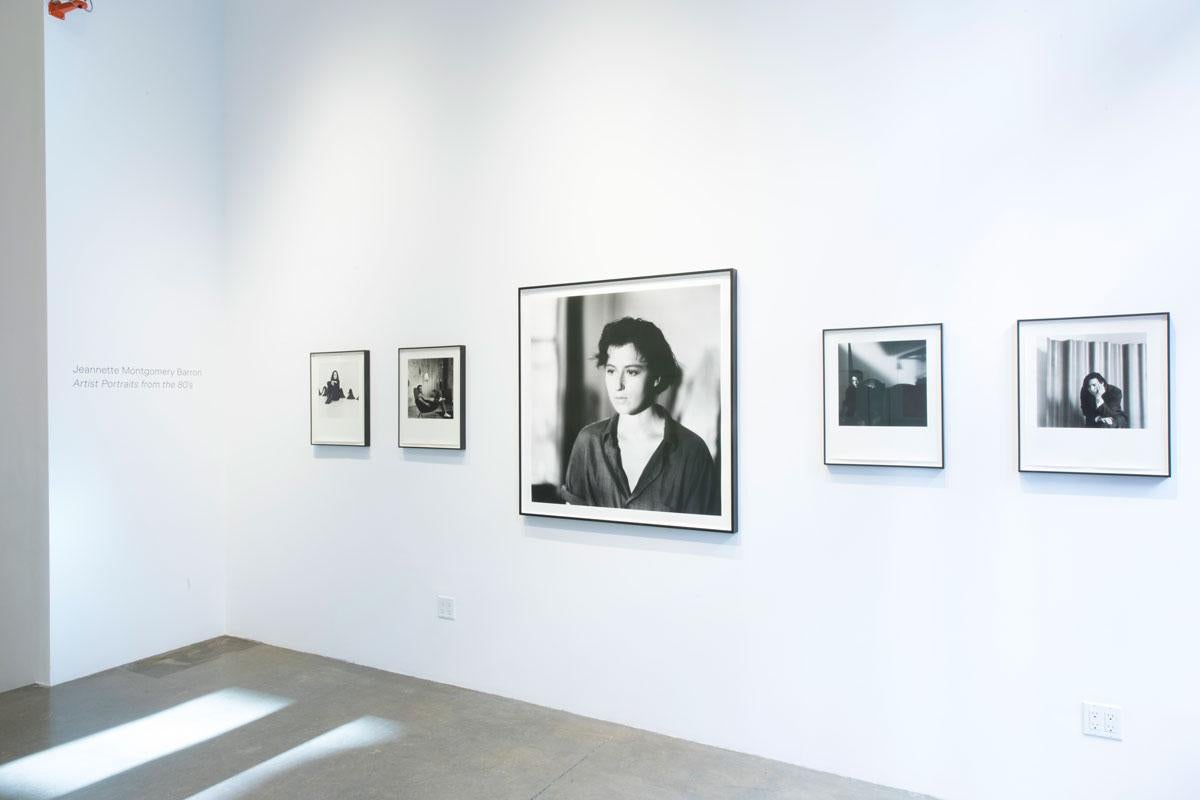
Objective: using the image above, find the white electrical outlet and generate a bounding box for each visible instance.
[1083,702,1122,740]
[437,595,456,621]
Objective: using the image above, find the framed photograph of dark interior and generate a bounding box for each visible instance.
[822,323,944,468]
[310,350,369,447]
[398,345,465,449]
[519,269,736,533]
[1017,312,1170,476]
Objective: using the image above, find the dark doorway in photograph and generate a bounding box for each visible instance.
[407,357,454,419]
[837,340,927,427]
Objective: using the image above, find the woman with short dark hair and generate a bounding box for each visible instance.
[561,317,717,515]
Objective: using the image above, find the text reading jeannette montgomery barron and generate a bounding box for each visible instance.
[72,364,203,390]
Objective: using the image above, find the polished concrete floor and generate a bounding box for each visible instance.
[0,638,934,800]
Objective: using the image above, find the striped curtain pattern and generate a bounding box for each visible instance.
[1038,338,1146,428]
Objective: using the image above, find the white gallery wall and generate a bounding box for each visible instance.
[42,2,228,684]
[0,0,50,693]
[222,2,1199,799]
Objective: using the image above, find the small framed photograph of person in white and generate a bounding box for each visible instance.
[398,345,464,450]
[1017,312,1171,477]
[311,350,369,447]
[519,269,736,533]
[822,323,944,469]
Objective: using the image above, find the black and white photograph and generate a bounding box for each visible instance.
[398,346,464,449]
[823,324,943,468]
[836,340,928,427]
[1036,336,1146,429]
[310,350,369,446]
[1018,313,1170,475]
[519,269,736,533]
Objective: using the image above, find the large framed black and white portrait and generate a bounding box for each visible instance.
[822,323,944,468]
[1017,312,1170,476]
[519,269,736,533]
[310,350,369,447]
[398,345,464,450]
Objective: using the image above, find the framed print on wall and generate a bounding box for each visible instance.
[1017,312,1170,477]
[519,269,737,533]
[310,350,370,446]
[822,323,944,468]
[398,345,465,449]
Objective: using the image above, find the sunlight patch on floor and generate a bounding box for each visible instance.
[0,688,291,800]
[183,717,404,799]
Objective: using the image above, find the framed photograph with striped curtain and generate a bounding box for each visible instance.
[1017,313,1170,476]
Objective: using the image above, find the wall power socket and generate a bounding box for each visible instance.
[1083,702,1122,740]
[437,595,456,621]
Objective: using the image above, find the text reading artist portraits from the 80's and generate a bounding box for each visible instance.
[519,270,736,533]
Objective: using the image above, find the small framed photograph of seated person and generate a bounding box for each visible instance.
[311,350,369,447]
[822,323,944,469]
[398,345,465,449]
[519,269,736,533]
[1017,312,1170,476]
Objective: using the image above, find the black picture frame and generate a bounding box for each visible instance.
[397,345,466,450]
[518,268,738,534]
[1016,312,1171,477]
[310,349,370,447]
[822,322,945,469]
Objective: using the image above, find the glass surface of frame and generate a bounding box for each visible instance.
[398,345,465,449]
[822,323,944,469]
[1017,312,1170,476]
[310,350,370,447]
[519,269,737,533]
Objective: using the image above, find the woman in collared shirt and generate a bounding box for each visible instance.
[560,317,718,515]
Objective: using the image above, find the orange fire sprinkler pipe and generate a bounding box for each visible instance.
[49,1,90,20]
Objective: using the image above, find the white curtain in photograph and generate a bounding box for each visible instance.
[1039,339,1146,428]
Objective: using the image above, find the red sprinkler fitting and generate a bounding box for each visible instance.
[49,1,90,20]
